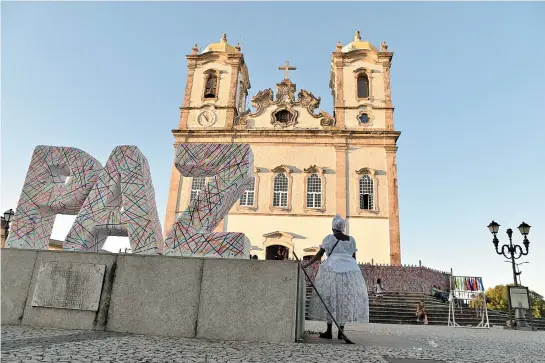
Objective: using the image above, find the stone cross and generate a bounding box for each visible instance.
[278,61,296,80]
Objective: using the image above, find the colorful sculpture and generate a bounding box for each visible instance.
[6,143,253,257]
[5,146,103,249]
[64,146,163,254]
[164,144,254,258]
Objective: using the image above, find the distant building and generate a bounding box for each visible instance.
[164,31,401,265]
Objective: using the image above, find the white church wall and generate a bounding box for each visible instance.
[226,214,333,260]
[174,144,337,216]
[347,217,390,264]
[226,214,390,265]
[248,144,336,214]
[347,146,389,218]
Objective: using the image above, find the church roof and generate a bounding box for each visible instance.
[341,31,378,53]
[202,33,237,54]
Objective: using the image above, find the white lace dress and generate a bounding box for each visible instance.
[308,235,369,325]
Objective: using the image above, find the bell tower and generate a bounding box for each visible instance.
[178,34,251,130]
[329,31,401,265]
[330,31,394,131]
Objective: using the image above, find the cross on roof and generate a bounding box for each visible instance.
[278,61,296,80]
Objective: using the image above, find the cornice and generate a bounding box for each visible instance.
[172,128,401,141]
[180,105,236,111]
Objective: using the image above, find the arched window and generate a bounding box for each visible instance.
[359,174,374,210]
[190,176,206,202]
[273,173,289,207]
[306,173,322,209]
[240,177,256,207]
[357,74,369,99]
[204,72,218,99]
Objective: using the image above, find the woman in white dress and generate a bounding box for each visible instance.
[303,214,369,339]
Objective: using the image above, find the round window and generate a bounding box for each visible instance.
[359,113,370,124]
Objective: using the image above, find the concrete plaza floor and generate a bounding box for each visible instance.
[2,321,544,363]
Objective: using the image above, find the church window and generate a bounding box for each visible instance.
[240,177,256,207]
[357,74,370,98]
[306,174,322,209]
[359,174,374,210]
[273,173,289,207]
[359,113,370,124]
[190,176,206,202]
[204,72,218,99]
[275,110,291,123]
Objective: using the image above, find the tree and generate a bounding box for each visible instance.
[485,284,545,318]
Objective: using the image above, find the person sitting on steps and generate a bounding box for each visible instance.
[416,300,429,325]
[375,278,386,302]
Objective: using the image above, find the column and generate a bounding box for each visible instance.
[163,161,182,241]
[179,62,197,129]
[386,147,401,265]
[334,144,348,218]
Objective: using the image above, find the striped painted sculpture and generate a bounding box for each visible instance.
[5,146,103,250]
[163,144,254,258]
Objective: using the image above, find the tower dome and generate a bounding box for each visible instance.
[202,33,236,54]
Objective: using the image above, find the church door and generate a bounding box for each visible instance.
[266,245,290,260]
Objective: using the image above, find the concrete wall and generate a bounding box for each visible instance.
[1,248,303,343]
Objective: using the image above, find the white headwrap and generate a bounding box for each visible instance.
[332,214,346,232]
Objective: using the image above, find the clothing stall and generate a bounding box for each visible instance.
[448,273,490,328]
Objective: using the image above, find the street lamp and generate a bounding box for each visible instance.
[3,208,14,235]
[488,220,531,327]
[504,261,530,285]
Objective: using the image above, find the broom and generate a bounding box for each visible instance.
[293,251,355,344]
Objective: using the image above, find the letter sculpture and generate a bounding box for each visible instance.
[64,146,163,254]
[164,144,254,258]
[6,143,253,257]
[5,146,103,249]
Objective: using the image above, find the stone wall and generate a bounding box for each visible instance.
[1,248,304,343]
[305,262,450,293]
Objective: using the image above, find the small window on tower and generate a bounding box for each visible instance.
[275,110,290,123]
[204,72,218,99]
[357,74,369,98]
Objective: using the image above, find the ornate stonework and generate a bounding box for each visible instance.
[356,108,375,127]
[270,107,299,128]
[236,80,336,128]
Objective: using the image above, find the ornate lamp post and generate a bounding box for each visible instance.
[504,261,530,285]
[2,209,15,247]
[487,220,531,327]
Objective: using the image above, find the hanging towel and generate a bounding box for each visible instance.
[478,278,484,291]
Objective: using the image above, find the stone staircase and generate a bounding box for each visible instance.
[305,287,545,330]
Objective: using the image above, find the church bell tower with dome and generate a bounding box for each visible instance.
[165,31,402,265]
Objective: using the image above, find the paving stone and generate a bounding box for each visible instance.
[2,323,544,363]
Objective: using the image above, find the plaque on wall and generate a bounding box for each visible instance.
[31,261,106,311]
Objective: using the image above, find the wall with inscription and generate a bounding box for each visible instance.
[1,248,303,343]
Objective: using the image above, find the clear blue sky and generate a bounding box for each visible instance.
[2,2,544,295]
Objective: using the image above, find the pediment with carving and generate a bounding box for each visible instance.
[235,80,336,128]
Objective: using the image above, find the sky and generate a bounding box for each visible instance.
[2,2,544,295]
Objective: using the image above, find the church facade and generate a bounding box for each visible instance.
[164,31,401,265]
